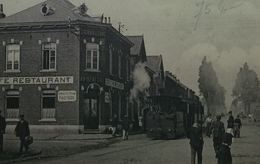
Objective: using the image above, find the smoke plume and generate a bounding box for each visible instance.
[130,62,151,101]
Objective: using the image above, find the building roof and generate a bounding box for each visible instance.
[126,36,143,56]
[146,55,163,73]
[0,0,100,24]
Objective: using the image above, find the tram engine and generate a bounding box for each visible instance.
[145,96,186,139]
[145,95,203,139]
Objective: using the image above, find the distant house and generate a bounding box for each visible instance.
[0,0,133,133]
[126,35,148,128]
[146,55,165,96]
[126,36,147,77]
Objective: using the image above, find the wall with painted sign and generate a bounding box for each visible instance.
[0,76,74,85]
[58,90,77,102]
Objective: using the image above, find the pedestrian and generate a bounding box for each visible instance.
[122,115,129,140]
[227,111,234,129]
[0,110,6,153]
[234,115,242,138]
[15,114,30,153]
[111,114,118,137]
[217,130,233,164]
[212,115,225,158]
[225,128,233,145]
[189,122,204,164]
[205,114,213,137]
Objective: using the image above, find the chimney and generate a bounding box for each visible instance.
[104,17,107,24]
[0,4,6,18]
[108,17,111,24]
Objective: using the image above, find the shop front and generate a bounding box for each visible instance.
[79,75,127,132]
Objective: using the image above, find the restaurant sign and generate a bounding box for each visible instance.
[0,76,73,85]
[105,78,124,90]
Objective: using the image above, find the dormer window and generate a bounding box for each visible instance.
[41,4,55,16]
[79,3,88,15]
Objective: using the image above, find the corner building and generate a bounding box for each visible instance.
[0,0,132,133]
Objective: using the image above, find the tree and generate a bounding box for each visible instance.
[232,63,260,114]
[198,57,226,115]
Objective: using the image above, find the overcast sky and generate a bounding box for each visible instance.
[1,0,260,108]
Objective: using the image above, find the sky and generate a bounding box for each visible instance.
[1,0,260,109]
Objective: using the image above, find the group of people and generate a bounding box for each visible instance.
[189,111,242,164]
[111,114,130,140]
[0,111,31,154]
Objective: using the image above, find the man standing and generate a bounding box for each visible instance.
[111,114,118,137]
[15,114,30,153]
[227,111,234,129]
[0,110,6,153]
[122,115,129,140]
[212,115,225,157]
[189,122,204,164]
[234,115,242,138]
[205,114,213,137]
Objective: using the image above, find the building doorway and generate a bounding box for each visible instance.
[83,98,99,129]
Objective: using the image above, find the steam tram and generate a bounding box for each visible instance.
[144,95,203,139]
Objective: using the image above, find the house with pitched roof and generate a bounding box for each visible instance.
[126,35,149,128]
[146,55,165,96]
[0,0,133,133]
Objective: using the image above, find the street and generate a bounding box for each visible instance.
[19,123,260,164]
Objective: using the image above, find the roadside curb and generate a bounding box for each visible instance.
[6,137,114,141]
[1,149,42,164]
[1,137,121,164]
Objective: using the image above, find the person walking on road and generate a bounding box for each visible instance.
[0,110,6,153]
[227,111,234,129]
[212,115,225,158]
[205,114,213,137]
[15,114,30,153]
[122,115,129,140]
[217,130,233,164]
[189,122,204,164]
[234,115,242,138]
[111,114,118,137]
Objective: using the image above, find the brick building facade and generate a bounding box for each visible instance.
[0,0,132,133]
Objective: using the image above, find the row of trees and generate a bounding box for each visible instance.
[232,63,260,114]
[198,57,226,115]
[198,56,260,115]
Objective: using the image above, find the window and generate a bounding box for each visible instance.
[6,44,20,71]
[41,90,56,120]
[126,60,129,80]
[109,46,113,75]
[42,43,56,70]
[6,90,20,120]
[86,43,99,71]
[118,54,121,78]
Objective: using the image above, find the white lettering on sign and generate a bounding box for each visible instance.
[105,78,124,90]
[58,90,77,102]
[0,76,74,85]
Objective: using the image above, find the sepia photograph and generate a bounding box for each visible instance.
[0,0,260,163]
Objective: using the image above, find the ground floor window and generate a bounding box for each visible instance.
[41,90,56,120]
[6,91,20,120]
